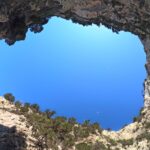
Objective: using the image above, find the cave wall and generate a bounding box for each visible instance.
[0,0,150,106]
[0,0,150,44]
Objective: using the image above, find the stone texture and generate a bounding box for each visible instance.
[0,0,150,149]
[0,97,150,149]
[0,97,37,150]
[0,0,149,45]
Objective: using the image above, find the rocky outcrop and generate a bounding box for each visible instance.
[0,97,37,150]
[0,0,150,149]
[0,96,150,150]
[0,0,150,45]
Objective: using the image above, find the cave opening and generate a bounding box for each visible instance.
[0,17,146,130]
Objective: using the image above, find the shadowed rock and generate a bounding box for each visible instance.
[0,125,27,150]
[0,0,150,45]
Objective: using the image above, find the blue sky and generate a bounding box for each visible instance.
[0,17,146,130]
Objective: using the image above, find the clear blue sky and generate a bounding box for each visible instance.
[0,17,146,130]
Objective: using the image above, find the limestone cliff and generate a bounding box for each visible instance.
[0,97,37,150]
[0,96,150,150]
[0,0,150,150]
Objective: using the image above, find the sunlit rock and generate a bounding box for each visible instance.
[0,0,150,149]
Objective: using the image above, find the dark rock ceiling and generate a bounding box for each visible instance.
[0,0,149,45]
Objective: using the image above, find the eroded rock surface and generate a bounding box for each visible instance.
[0,0,150,45]
[0,97,37,150]
[0,95,150,149]
[0,0,150,149]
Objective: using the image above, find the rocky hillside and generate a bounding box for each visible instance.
[0,97,37,150]
[0,95,150,150]
[0,0,150,149]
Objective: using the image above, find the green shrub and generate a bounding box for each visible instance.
[76,143,91,150]
[74,127,89,139]
[92,142,107,150]
[15,101,22,108]
[145,122,150,129]
[133,116,142,122]
[4,93,15,103]
[137,132,150,141]
[8,95,105,149]
[118,139,133,147]
[108,138,117,146]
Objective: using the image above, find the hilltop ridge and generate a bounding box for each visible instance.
[0,95,150,150]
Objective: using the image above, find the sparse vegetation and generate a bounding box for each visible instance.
[75,141,109,150]
[133,116,142,122]
[3,93,150,149]
[3,93,103,149]
[4,93,15,103]
[133,107,145,123]
[107,138,117,146]
[117,139,134,147]
[145,122,150,129]
[76,143,91,150]
[136,132,150,141]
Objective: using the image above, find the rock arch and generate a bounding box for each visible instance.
[0,0,150,149]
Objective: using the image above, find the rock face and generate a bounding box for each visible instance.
[0,0,150,45]
[0,0,150,149]
[0,98,150,149]
[0,97,37,150]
